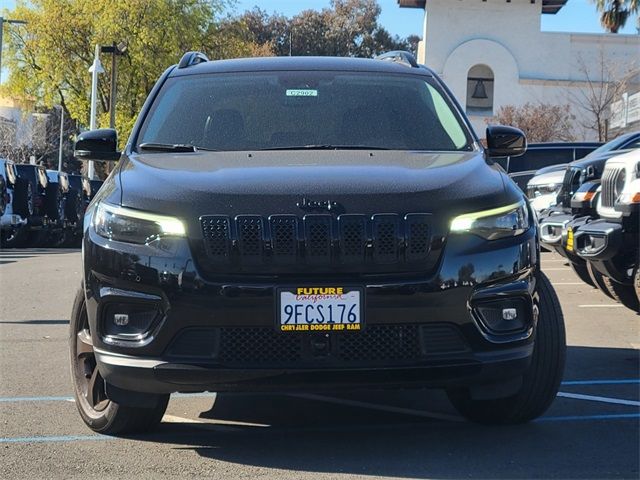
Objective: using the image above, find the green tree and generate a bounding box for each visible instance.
[592,0,639,33]
[234,0,414,58]
[1,0,259,147]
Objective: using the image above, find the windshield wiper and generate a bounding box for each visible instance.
[138,142,218,152]
[257,144,392,151]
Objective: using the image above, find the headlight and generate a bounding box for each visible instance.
[528,183,559,198]
[93,202,186,244]
[450,201,530,240]
[618,191,640,205]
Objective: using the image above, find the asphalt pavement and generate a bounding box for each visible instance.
[0,249,638,479]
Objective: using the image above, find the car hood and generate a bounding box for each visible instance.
[571,149,636,170]
[117,150,513,234]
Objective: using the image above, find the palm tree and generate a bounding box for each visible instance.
[593,0,639,33]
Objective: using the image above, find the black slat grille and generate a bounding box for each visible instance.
[372,214,399,263]
[405,214,430,261]
[600,166,625,209]
[166,324,469,367]
[304,215,332,263]
[219,327,302,364]
[200,213,431,269]
[270,215,297,262]
[237,215,264,261]
[339,324,421,362]
[339,214,367,263]
[201,216,230,262]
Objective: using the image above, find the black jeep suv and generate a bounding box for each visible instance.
[70,52,565,434]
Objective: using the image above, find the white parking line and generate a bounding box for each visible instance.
[557,392,640,407]
[578,304,624,308]
[291,393,464,422]
[163,414,269,428]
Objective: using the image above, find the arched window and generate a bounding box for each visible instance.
[466,64,494,115]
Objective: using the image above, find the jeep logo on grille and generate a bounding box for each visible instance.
[297,197,341,212]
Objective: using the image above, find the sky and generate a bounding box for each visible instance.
[229,0,639,37]
[0,0,637,81]
[0,0,638,37]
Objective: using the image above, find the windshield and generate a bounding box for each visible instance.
[588,133,639,157]
[136,71,474,152]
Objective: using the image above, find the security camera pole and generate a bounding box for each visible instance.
[88,44,104,180]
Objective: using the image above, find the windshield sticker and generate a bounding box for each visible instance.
[286,89,318,97]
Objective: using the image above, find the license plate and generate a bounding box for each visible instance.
[566,227,574,252]
[277,287,363,332]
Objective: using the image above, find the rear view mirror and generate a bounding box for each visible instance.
[486,125,527,158]
[74,129,121,162]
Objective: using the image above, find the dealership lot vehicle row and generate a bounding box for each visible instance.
[0,249,637,479]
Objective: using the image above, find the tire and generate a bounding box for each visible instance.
[568,261,596,288]
[1,225,30,248]
[447,272,566,424]
[28,228,52,248]
[586,262,616,301]
[602,275,639,313]
[69,286,169,435]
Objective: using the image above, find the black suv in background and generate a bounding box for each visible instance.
[70,52,565,435]
[498,142,601,192]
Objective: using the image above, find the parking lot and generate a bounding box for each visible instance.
[0,249,638,479]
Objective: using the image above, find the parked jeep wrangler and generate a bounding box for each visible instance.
[572,149,640,312]
[538,133,640,286]
[65,173,92,247]
[0,159,31,247]
[70,52,565,434]
[7,164,50,247]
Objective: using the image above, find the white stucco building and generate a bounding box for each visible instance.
[399,0,640,140]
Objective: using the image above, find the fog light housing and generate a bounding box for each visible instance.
[576,234,607,256]
[474,298,530,334]
[102,303,162,341]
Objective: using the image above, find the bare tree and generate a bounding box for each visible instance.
[492,103,577,142]
[569,52,639,141]
[0,109,78,170]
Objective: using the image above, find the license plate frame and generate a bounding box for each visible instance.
[275,286,365,333]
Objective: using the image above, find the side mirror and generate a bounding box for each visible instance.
[74,129,121,162]
[486,125,527,158]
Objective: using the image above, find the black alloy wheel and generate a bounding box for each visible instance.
[69,287,169,434]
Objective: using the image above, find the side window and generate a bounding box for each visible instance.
[508,149,573,173]
[621,138,640,150]
[574,148,594,160]
[426,84,468,149]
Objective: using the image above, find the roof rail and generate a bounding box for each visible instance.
[374,50,418,68]
[177,51,209,69]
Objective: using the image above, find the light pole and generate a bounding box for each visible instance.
[87,44,104,180]
[0,16,28,84]
[100,42,127,129]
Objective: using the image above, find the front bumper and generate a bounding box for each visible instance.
[573,219,638,284]
[538,209,573,255]
[83,227,540,394]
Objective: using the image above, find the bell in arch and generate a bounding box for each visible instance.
[472,79,488,99]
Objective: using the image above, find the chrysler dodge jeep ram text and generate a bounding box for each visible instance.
[70,51,566,434]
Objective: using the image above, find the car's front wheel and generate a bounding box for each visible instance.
[447,272,566,424]
[69,287,169,435]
